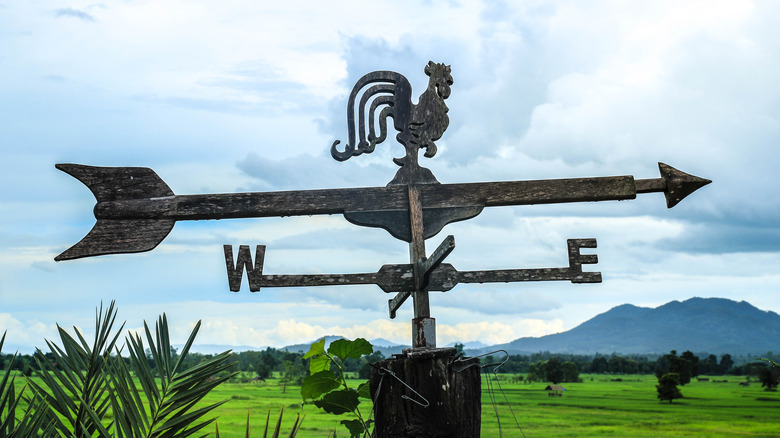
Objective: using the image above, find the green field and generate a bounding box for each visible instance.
[204,374,780,437]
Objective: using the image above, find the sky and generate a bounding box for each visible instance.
[1,0,779,354]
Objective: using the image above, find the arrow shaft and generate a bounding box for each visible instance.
[94,175,639,220]
[255,272,380,288]
[456,267,601,284]
[235,238,600,293]
[57,162,708,261]
[248,263,601,292]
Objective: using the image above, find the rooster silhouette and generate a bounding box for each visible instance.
[332,61,453,184]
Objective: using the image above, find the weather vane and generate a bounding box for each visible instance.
[55,61,711,349]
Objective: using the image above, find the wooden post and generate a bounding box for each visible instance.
[369,347,481,437]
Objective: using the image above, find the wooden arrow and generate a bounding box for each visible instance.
[54,162,710,261]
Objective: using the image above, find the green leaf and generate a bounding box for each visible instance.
[340,419,365,438]
[303,338,327,359]
[327,338,373,361]
[313,389,360,415]
[301,370,340,401]
[309,355,331,375]
[356,381,371,399]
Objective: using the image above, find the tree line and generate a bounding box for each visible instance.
[472,350,741,376]
[3,346,775,384]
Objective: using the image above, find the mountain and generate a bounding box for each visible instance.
[483,297,780,355]
[280,335,345,354]
[448,340,489,350]
[186,298,779,357]
[184,344,265,354]
[369,338,410,356]
[281,336,410,357]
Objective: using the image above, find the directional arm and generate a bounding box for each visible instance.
[224,239,601,318]
[55,162,709,261]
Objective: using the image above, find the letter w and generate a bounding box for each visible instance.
[224,245,265,292]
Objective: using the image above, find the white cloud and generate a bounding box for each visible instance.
[436,319,565,346]
[0,314,58,351]
[1,0,779,354]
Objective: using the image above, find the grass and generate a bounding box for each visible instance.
[204,373,780,437]
[10,372,778,436]
[480,374,779,437]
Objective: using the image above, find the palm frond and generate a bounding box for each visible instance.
[240,407,303,438]
[1,304,238,437]
[109,312,236,437]
[0,332,57,437]
[26,301,123,436]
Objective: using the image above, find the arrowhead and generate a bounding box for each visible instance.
[658,163,712,208]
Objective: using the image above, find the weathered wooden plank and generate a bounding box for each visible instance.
[54,219,174,261]
[57,162,708,260]
[370,348,480,438]
[236,263,601,292]
[93,175,637,220]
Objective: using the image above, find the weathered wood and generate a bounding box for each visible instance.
[54,218,175,261]
[408,185,429,315]
[344,205,484,241]
[389,234,455,322]
[417,235,456,290]
[62,173,640,260]
[370,348,481,438]
[224,245,264,292]
[91,175,638,221]
[223,238,600,293]
[408,184,436,348]
[56,159,709,261]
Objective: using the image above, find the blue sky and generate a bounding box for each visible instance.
[2,0,779,354]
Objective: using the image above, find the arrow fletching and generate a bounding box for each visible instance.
[55,164,175,261]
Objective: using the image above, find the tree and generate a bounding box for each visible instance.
[543,358,564,384]
[759,365,779,391]
[453,342,465,355]
[654,353,672,379]
[528,361,543,382]
[561,361,579,383]
[254,362,271,379]
[358,350,386,379]
[590,356,608,374]
[719,354,734,373]
[656,373,683,404]
[655,350,696,385]
[680,351,699,379]
[700,354,719,375]
[280,359,305,393]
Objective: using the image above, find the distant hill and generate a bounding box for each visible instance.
[183,298,779,357]
[481,297,780,355]
[183,343,264,355]
[280,336,410,357]
[280,335,345,354]
[447,340,489,350]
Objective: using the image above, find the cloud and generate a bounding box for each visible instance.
[436,319,566,346]
[0,313,58,353]
[236,152,398,191]
[190,314,565,348]
[53,8,95,21]
[2,0,780,356]
[434,287,562,316]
